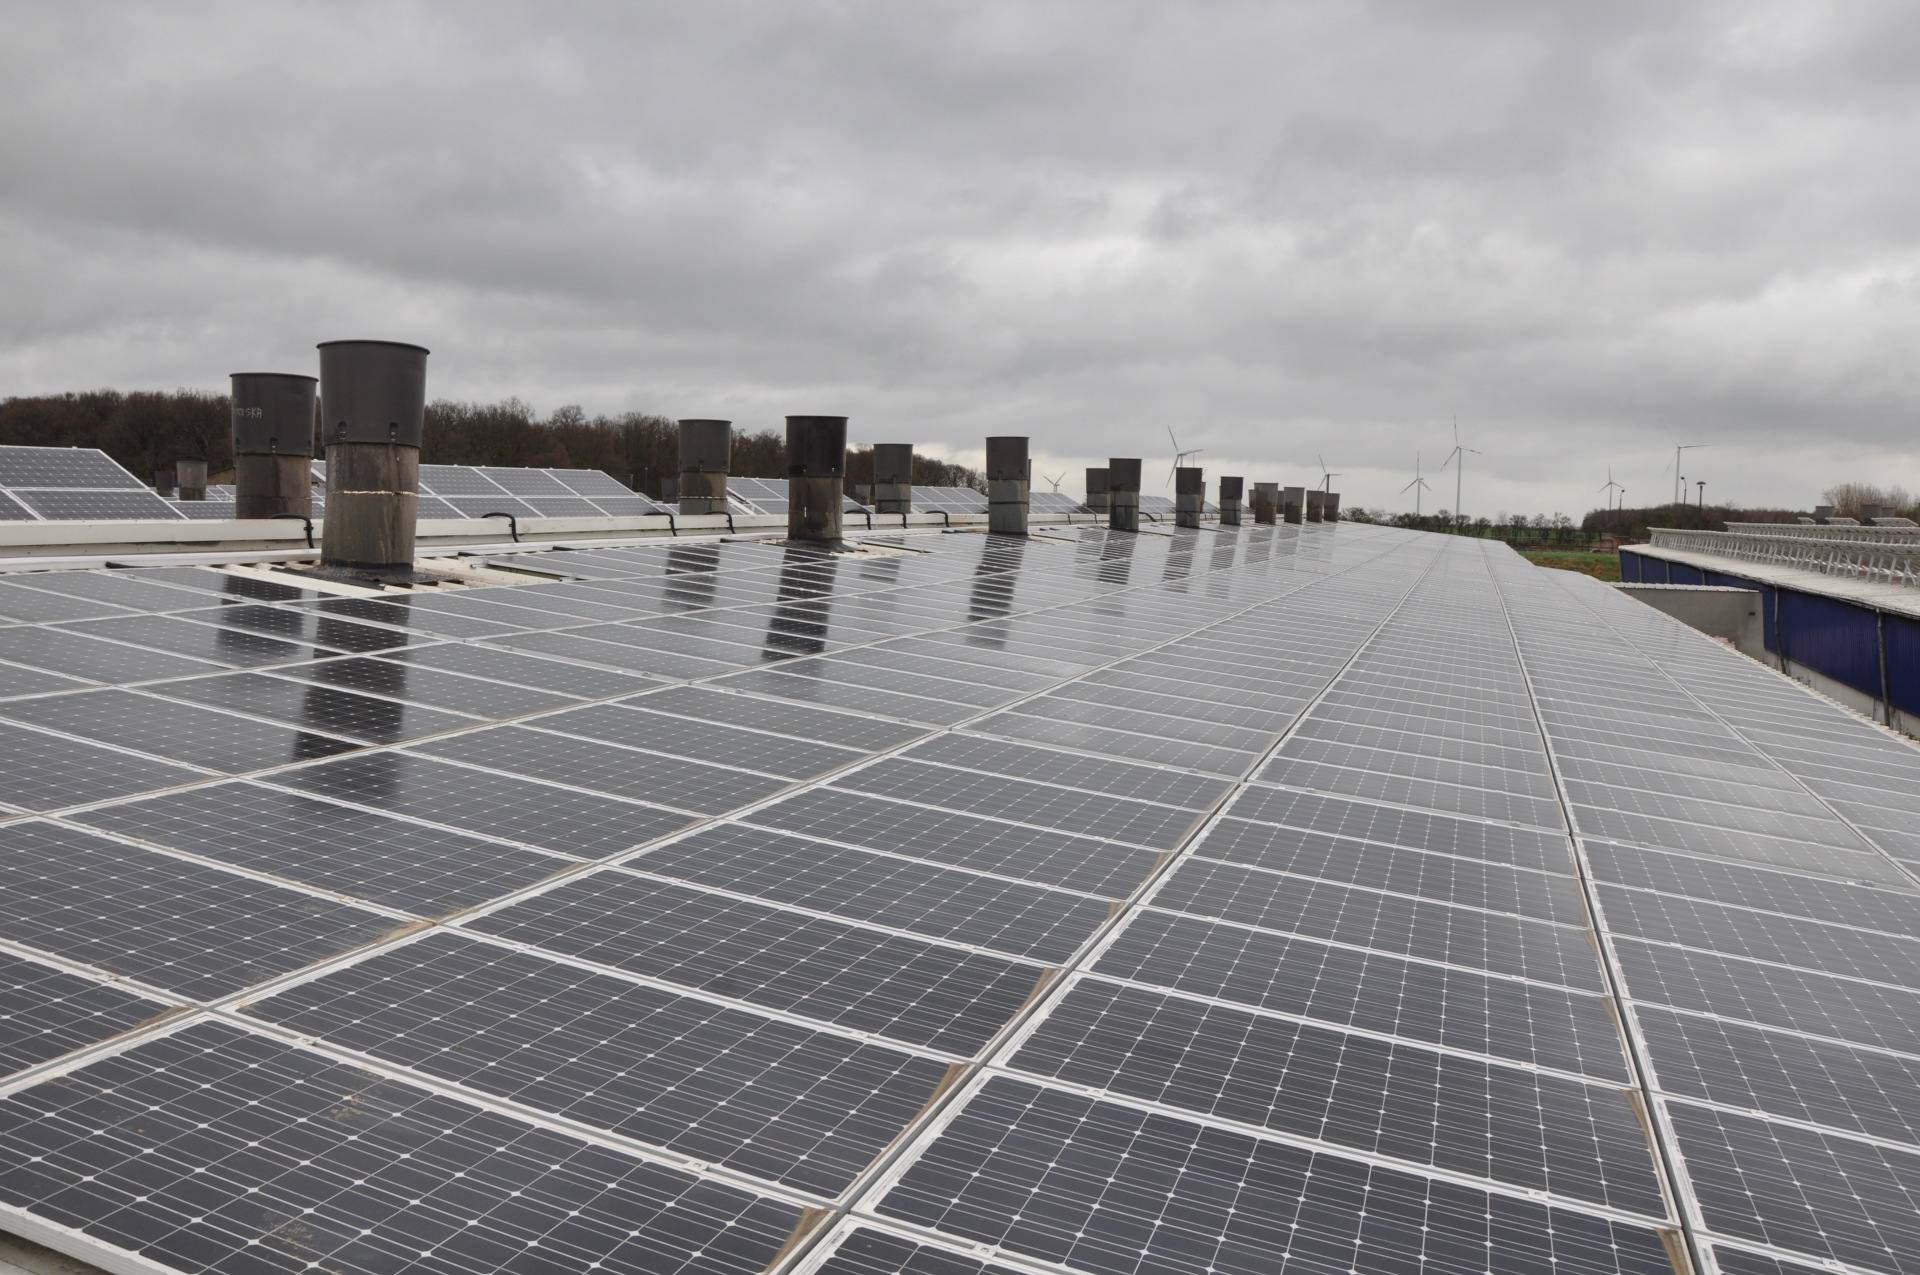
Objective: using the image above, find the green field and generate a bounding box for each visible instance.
[1521,550,1621,581]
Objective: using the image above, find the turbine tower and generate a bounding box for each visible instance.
[1438,418,1479,525]
[1401,453,1432,517]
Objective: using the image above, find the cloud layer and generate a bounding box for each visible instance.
[4,1,1918,513]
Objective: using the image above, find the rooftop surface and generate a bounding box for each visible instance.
[0,522,1915,1275]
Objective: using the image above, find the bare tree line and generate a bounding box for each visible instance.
[0,390,982,498]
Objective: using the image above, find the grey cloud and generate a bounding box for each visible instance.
[4,1,1920,513]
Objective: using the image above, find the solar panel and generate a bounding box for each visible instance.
[0,445,147,488]
[3,530,1919,1275]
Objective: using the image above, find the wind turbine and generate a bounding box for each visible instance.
[1401,453,1432,517]
[1666,439,1711,507]
[1598,466,1623,512]
[1317,455,1340,492]
[1166,426,1203,487]
[1438,418,1479,525]
[1042,472,1065,494]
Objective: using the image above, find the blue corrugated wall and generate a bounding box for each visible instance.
[1615,548,1895,701]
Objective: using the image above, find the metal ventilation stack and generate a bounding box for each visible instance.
[316,340,428,576]
[677,419,731,515]
[1282,484,1306,524]
[154,470,175,498]
[787,415,847,542]
[1084,467,1110,518]
[1323,492,1342,522]
[1107,458,1142,532]
[873,444,913,516]
[175,461,207,501]
[1305,490,1325,522]
[986,436,1029,536]
[1217,476,1243,526]
[1251,481,1279,524]
[230,373,316,520]
[1175,467,1204,528]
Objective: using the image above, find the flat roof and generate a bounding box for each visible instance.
[0,522,1916,1275]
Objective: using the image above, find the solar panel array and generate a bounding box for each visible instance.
[0,523,1914,1275]
[0,445,185,521]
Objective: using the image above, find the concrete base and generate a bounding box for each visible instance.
[1109,492,1140,532]
[1175,493,1203,529]
[1615,584,1768,662]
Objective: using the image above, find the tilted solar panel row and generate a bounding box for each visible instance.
[0,524,1912,1275]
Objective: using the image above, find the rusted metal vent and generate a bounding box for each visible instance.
[1175,466,1204,529]
[1282,484,1306,524]
[176,460,208,501]
[317,340,428,573]
[1084,467,1110,517]
[231,372,316,520]
[873,444,913,516]
[678,419,731,515]
[1323,492,1342,522]
[986,437,1029,536]
[787,415,848,542]
[1218,476,1244,526]
[1107,458,1142,532]
[1251,481,1279,524]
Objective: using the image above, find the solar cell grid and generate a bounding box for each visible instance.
[76,782,571,915]
[382,642,655,697]
[60,610,328,668]
[635,823,1111,962]
[1586,841,1920,934]
[1008,978,1667,1214]
[834,758,1205,849]
[419,724,792,813]
[145,671,475,743]
[0,820,399,1000]
[1096,909,1631,1079]
[466,870,1050,1055]
[1152,859,1606,989]
[271,750,695,858]
[0,1020,805,1275]
[0,950,171,1078]
[1666,1100,1920,1275]
[744,787,1163,897]
[268,654,579,717]
[1597,884,1920,989]
[0,719,206,810]
[0,625,220,683]
[492,627,747,678]
[1254,756,1569,827]
[0,445,147,488]
[530,702,871,778]
[0,687,361,771]
[630,684,932,750]
[1196,818,1587,924]
[0,582,135,623]
[1636,1005,1920,1145]
[875,1077,1679,1275]
[909,733,1231,806]
[14,489,184,520]
[243,931,957,1195]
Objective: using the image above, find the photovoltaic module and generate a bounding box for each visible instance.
[0,521,1915,1275]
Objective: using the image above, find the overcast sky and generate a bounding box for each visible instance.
[5,2,1918,515]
